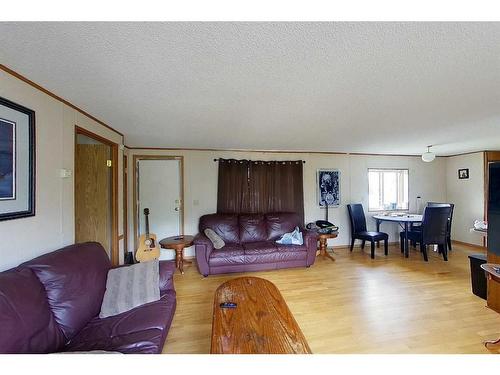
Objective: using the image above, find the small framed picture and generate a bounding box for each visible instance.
[458,168,469,180]
[317,169,340,207]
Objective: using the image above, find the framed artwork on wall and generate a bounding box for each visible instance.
[0,96,35,221]
[458,168,469,180]
[317,169,340,207]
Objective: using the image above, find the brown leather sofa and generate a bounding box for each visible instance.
[0,242,176,354]
[194,213,318,276]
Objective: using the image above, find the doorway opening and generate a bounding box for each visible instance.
[74,126,119,265]
[133,155,184,261]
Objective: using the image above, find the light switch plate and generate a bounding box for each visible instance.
[60,169,72,178]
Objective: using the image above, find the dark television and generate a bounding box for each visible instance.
[488,162,500,256]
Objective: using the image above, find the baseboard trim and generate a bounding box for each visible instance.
[451,240,486,251]
[331,242,400,251]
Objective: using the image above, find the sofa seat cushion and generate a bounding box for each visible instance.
[209,244,245,266]
[0,267,66,354]
[243,241,278,255]
[239,214,268,243]
[275,243,308,253]
[274,251,307,262]
[65,291,176,354]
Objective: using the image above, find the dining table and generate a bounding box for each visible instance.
[372,214,423,258]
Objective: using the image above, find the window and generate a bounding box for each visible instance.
[368,169,409,211]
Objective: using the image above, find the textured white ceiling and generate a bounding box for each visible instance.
[1,22,499,155]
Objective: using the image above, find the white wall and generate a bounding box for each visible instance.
[0,70,125,271]
[446,152,485,246]
[0,68,485,272]
[127,149,448,258]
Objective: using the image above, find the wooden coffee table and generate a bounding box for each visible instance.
[159,235,194,274]
[210,277,312,354]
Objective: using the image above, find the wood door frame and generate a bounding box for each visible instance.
[133,155,185,250]
[483,151,500,312]
[123,154,128,258]
[75,126,119,266]
[484,151,500,220]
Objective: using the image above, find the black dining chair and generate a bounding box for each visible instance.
[347,203,389,259]
[401,206,452,262]
[409,202,454,251]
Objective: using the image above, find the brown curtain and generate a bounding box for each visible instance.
[217,159,304,223]
[216,159,249,213]
[247,161,271,214]
[249,161,304,223]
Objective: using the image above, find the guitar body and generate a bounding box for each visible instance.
[135,208,161,262]
[136,233,160,262]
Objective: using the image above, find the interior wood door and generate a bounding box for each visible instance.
[138,159,182,260]
[75,143,111,256]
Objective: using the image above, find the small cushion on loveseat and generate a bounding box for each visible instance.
[99,260,160,319]
[204,228,226,249]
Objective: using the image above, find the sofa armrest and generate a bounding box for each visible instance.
[194,233,214,277]
[159,260,176,295]
[114,260,175,295]
[302,229,319,266]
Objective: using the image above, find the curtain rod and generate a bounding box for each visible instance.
[213,158,305,163]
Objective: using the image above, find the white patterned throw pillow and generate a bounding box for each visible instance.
[99,260,160,318]
[204,228,226,249]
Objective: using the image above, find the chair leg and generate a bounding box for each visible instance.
[447,236,452,251]
[361,240,365,249]
[440,244,448,261]
[384,238,388,256]
[350,238,355,252]
[370,240,375,259]
[421,243,428,262]
[400,233,404,253]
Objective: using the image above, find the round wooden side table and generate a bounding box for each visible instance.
[317,232,338,261]
[159,235,194,274]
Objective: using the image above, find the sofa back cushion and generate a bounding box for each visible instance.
[265,213,302,241]
[199,214,240,244]
[0,267,66,353]
[22,242,111,340]
[239,214,268,243]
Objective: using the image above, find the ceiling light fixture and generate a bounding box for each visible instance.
[421,145,436,162]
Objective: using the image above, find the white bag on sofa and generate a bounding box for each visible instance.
[275,226,304,245]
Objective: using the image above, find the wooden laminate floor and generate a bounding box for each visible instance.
[162,243,500,354]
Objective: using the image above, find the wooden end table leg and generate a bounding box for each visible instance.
[175,246,184,274]
[319,237,335,262]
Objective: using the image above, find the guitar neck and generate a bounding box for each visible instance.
[145,214,150,238]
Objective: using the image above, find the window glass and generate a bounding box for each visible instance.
[368,169,409,211]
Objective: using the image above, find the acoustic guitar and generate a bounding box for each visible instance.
[135,208,160,262]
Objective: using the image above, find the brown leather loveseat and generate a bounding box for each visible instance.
[194,212,318,276]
